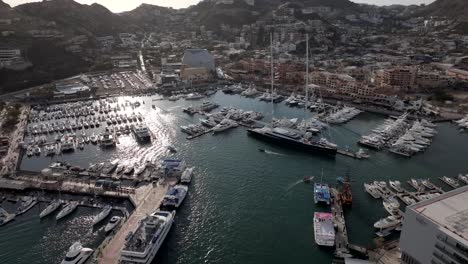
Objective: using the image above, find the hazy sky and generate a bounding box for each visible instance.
[4,0,436,12]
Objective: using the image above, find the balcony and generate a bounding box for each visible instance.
[434,243,465,264]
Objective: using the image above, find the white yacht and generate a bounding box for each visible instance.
[200,117,218,128]
[120,210,175,264]
[374,215,402,229]
[105,216,121,233]
[364,183,381,199]
[61,242,93,264]
[16,196,38,215]
[441,176,459,188]
[180,167,194,184]
[185,93,205,100]
[40,200,61,218]
[132,124,151,142]
[162,185,188,208]
[458,174,468,184]
[90,134,98,144]
[93,205,112,225]
[56,202,79,220]
[402,196,417,205]
[100,131,116,147]
[383,196,400,215]
[388,181,404,193]
[0,207,15,226]
[212,118,238,134]
[61,138,75,152]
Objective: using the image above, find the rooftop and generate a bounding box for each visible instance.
[410,185,468,243]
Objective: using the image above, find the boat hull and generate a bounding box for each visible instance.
[247,129,337,156]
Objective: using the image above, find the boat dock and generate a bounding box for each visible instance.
[186,129,212,140]
[337,149,362,160]
[439,177,459,189]
[97,182,173,264]
[330,188,350,259]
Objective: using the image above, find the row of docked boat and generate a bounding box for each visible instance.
[359,113,409,150]
[258,91,284,103]
[59,204,121,264]
[240,85,261,98]
[166,91,211,101]
[321,106,362,124]
[271,117,328,134]
[1,197,38,227]
[388,120,437,157]
[284,93,306,107]
[182,101,219,115]
[454,114,468,129]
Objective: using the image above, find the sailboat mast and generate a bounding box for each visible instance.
[305,33,309,112]
[270,32,274,94]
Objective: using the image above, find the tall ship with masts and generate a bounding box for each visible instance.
[247,33,338,156]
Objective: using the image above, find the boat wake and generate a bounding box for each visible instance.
[264,150,285,156]
[167,106,182,111]
[286,179,304,191]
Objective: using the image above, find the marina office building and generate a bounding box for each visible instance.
[400,185,468,264]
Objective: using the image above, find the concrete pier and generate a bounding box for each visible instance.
[330,188,350,259]
[97,183,170,264]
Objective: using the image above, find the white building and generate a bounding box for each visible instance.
[400,185,468,264]
[0,48,21,66]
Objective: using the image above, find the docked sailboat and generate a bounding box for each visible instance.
[39,200,61,218]
[313,212,335,247]
[93,205,112,225]
[162,185,188,208]
[61,241,93,264]
[56,202,79,220]
[120,210,175,264]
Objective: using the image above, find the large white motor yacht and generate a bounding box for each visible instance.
[61,242,93,264]
[120,211,175,264]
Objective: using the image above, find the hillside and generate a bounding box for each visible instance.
[418,0,468,21]
[0,0,10,10]
[121,4,175,32]
[190,0,359,29]
[15,0,138,36]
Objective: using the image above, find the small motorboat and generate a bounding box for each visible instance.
[258,148,265,152]
[303,176,314,183]
[167,146,177,153]
[104,216,121,233]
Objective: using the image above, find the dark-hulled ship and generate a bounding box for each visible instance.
[247,127,337,156]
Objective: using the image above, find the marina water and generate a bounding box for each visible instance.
[1,92,468,263]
